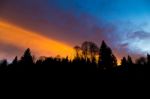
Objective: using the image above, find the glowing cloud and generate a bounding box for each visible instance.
[0,20,74,59]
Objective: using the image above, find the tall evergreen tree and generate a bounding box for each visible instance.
[127,55,133,65]
[147,54,150,65]
[112,54,117,67]
[19,48,34,72]
[20,48,33,65]
[12,56,18,65]
[99,41,117,70]
[121,57,127,67]
[8,56,18,72]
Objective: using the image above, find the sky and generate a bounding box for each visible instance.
[1,0,150,61]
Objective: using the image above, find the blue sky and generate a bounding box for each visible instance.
[50,0,150,20]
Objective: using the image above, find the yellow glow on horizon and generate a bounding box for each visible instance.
[0,20,74,58]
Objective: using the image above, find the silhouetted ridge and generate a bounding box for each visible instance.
[0,41,149,80]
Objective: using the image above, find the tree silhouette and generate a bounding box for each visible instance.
[121,57,127,67]
[147,54,150,65]
[0,59,7,72]
[19,48,34,72]
[0,40,150,80]
[12,56,18,65]
[98,41,117,70]
[89,42,99,61]
[81,41,99,61]
[8,56,18,72]
[112,54,117,67]
[81,41,90,60]
[20,48,34,64]
[136,57,146,65]
[74,45,82,59]
[127,55,133,65]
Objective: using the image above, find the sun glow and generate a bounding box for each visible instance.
[0,20,74,58]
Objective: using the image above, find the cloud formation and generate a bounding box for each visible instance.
[0,0,117,59]
[1,0,150,61]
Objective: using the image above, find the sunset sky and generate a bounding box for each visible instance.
[1,0,150,61]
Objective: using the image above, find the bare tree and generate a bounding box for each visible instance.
[81,41,99,61]
[74,45,82,59]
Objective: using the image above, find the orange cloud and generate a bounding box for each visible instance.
[0,20,74,58]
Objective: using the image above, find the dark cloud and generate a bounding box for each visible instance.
[129,31,150,39]
[119,43,129,49]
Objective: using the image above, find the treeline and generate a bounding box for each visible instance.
[0,41,150,80]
